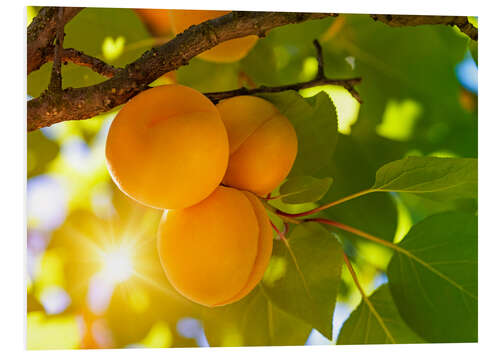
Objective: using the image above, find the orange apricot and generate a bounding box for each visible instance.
[168,10,258,63]
[134,9,172,36]
[157,186,273,307]
[216,96,298,196]
[105,84,229,210]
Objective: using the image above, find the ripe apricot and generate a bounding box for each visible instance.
[157,186,273,307]
[216,96,298,196]
[105,84,229,210]
[134,9,172,36]
[168,10,258,63]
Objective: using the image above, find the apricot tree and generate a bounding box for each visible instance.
[27,6,478,348]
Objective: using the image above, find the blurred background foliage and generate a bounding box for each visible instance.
[26,7,477,349]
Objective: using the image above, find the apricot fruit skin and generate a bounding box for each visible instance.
[105,84,229,210]
[217,96,298,196]
[134,9,172,36]
[157,186,273,307]
[168,10,258,63]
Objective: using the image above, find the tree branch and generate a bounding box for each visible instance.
[48,8,65,92]
[370,14,477,41]
[27,7,83,74]
[27,11,336,131]
[205,77,362,103]
[205,38,362,103]
[27,12,477,132]
[46,48,121,78]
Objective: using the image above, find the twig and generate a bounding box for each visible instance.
[370,14,477,41]
[46,48,121,78]
[313,39,325,79]
[205,39,362,104]
[205,77,362,104]
[48,8,65,92]
[27,7,83,74]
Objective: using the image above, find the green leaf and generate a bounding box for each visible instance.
[177,59,239,92]
[469,40,478,66]
[202,288,311,347]
[279,176,333,204]
[326,14,476,158]
[261,222,343,339]
[372,156,477,201]
[337,284,423,344]
[387,211,478,342]
[27,131,59,178]
[316,134,398,242]
[259,91,338,177]
[258,17,334,86]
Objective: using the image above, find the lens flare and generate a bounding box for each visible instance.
[99,244,134,284]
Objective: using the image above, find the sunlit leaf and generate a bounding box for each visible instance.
[387,211,478,342]
[337,284,423,344]
[259,90,338,177]
[203,288,311,347]
[372,156,478,201]
[316,134,398,242]
[469,40,478,66]
[279,176,333,204]
[261,222,343,339]
[27,312,81,349]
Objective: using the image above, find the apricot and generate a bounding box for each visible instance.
[157,186,273,307]
[134,9,172,36]
[216,96,298,196]
[168,10,258,63]
[105,84,229,210]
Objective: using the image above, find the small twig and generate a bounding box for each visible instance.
[48,8,65,92]
[313,39,325,80]
[47,48,121,78]
[205,77,362,104]
[205,40,362,104]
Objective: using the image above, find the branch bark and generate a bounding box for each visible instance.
[27,7,83,74]
[370,15,477,41]
[28,11,335,131]
[48,8,65,92]
[46,48,121,78]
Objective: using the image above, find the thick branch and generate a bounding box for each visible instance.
[28,11,335,131]
[27,7,83,74]
[370,14,477,41]
[48,8,64,92]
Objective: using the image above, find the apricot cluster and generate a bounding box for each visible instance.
[105,84,297,306]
